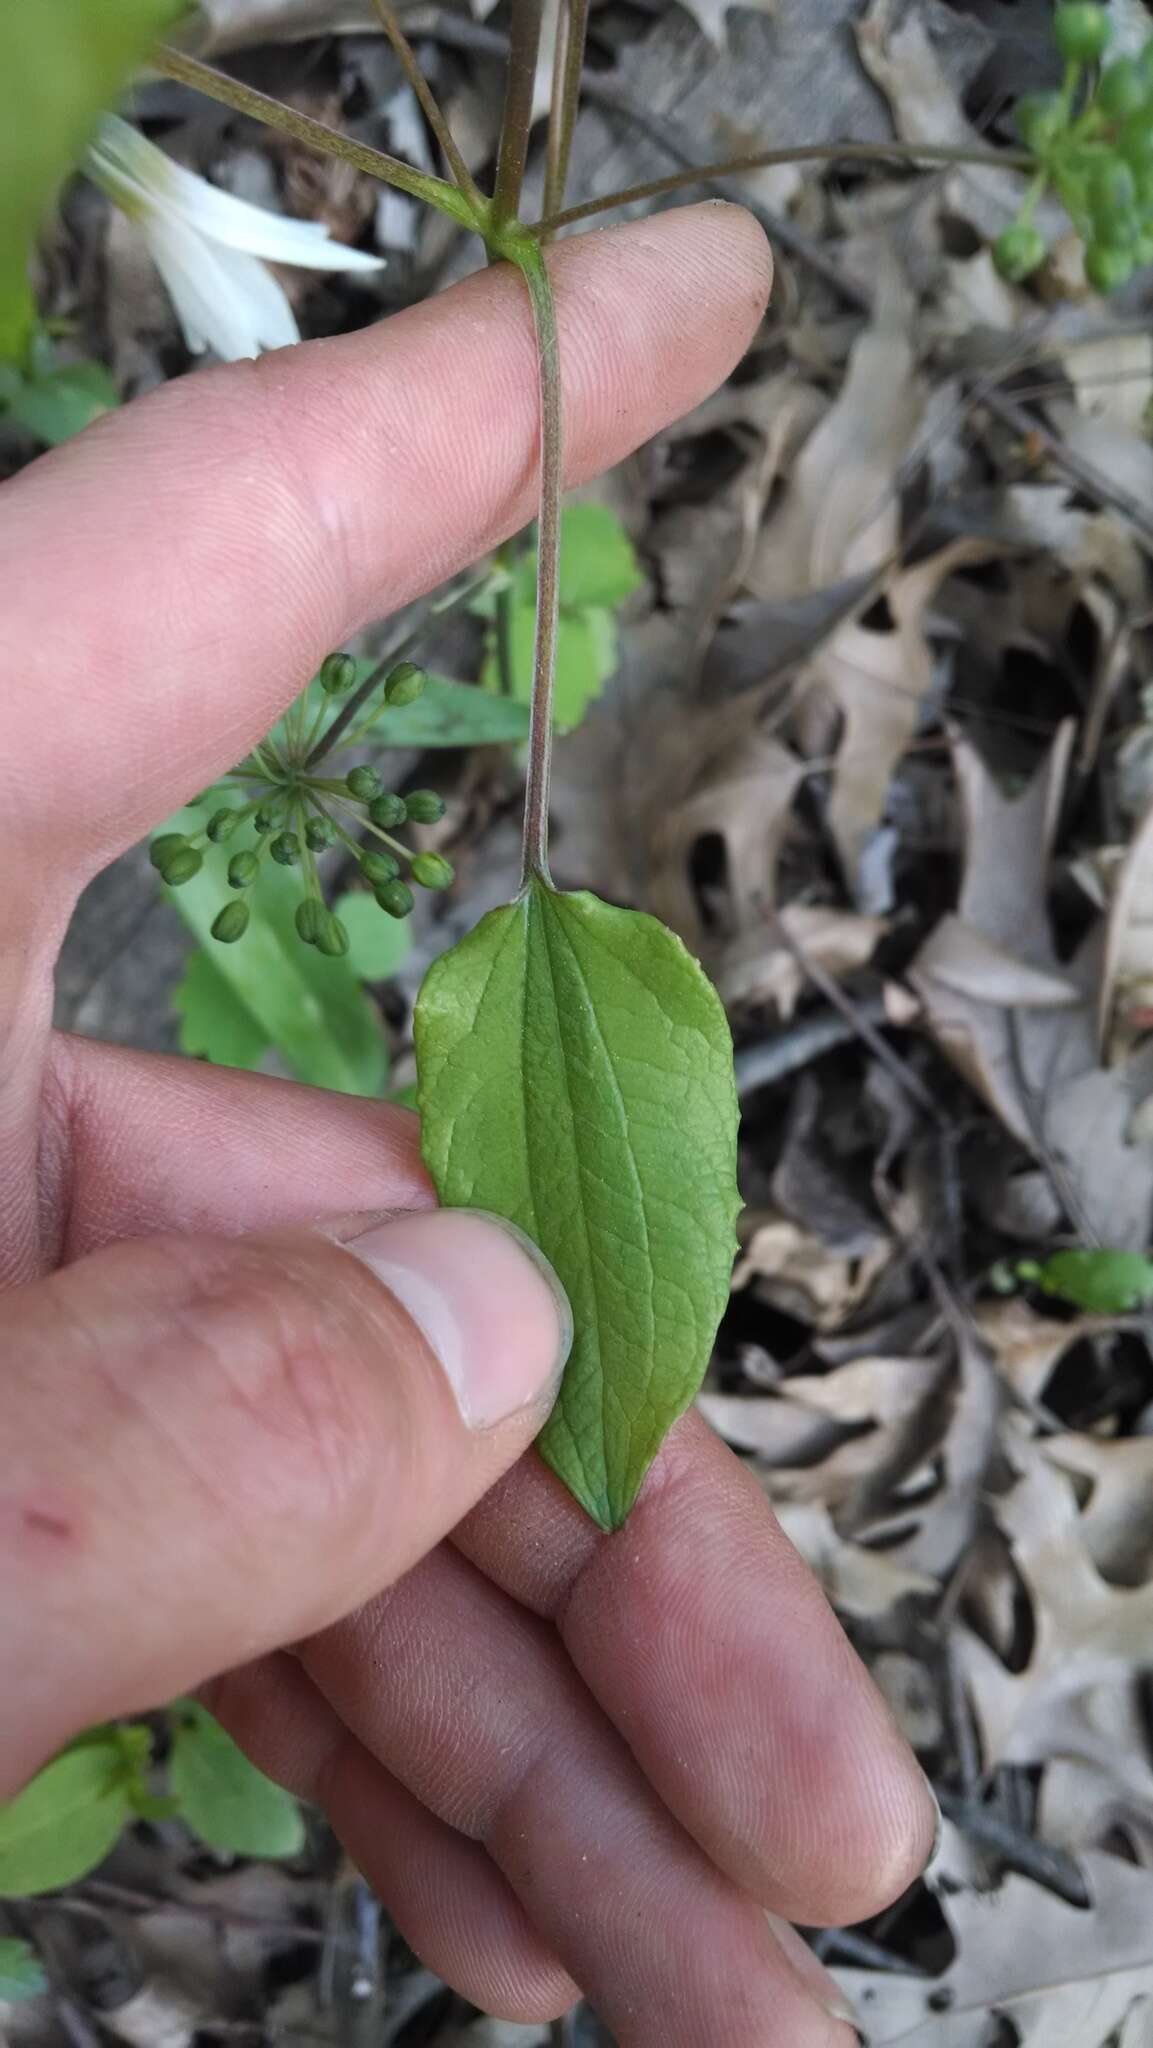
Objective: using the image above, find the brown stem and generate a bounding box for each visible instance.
[543,0,590,228]
[492,0,545,230]
[152,45,477,226]
[368,0,486,211]
[514,243,562,885]
[533,138,1033,231]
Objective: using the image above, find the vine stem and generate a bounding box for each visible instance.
[532,137,1033,231]
[513,239,562,887]
[492,0,545,229]
[153,46,478,227]
[543,0,591,228]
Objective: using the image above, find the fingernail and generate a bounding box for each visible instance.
[341,1208,571,1428]
[766,1915,859,2028]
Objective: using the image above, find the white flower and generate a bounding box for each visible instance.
[86,114,385,361]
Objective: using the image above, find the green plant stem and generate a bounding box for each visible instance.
[511,239,562,886]
[368,0,486,210]
[491,0,545,230]
[153,46,479,228]
[532,137,1034,231]
[543,0,590,227]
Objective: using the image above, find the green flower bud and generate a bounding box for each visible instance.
[206,807,240,843]
[375,880,414,918]
[295,898,325,946]
[361,849,400,885]
[1085,239,1135,290]
[410,851,455,891]
[1097,58,1147,120]
[316,911,350,957]
[159,847,203,887]
[1091,156,1137,221]
[320,650,358,695]
[1119,117,1153,170]
[149,832,187,870]
[254,806,276,834]
[270,830,301,866]
[1015,92,1066,153]
[384,660,426,706]
[1054,2,1110,62]
[228,849,260,889]
[346,764,383,801]
[993,223,1047,281]
[402,788,446,824]
[369,792,407,828]
[211,901,250,943]
[305,815,335,851]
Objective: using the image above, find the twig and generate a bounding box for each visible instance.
[980,384,1153,557]
[937,1792,1090,1907]
[73,1880,336,1945]
[767,914,943,1127]
[812,1926,930,1976]
[543,0,591,227]
[734,1001,888,1096]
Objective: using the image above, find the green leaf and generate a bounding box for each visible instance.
[161,810,388,1095]
[0,358,118,444]
[350,671,531,748]
[331,889,411,981]
[1023,1248,1153,1313]
[0,1739,133,1897]
[0,0,184,360]
[555,504,643,612]
[415,881,740,1529]
[174,949,269,1071]
[0,1938,47,2002]
[484,607,615,731]
[169,1706,305,1859]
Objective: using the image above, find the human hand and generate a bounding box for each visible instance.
[0,203,935,2044]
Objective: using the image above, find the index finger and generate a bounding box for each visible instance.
[0,203,770,895]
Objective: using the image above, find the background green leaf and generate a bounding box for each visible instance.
[553,503,644,612]
[169,1706,305,1859]
[0,1937,47,2002]
[0,1739,133,1897]
[331,888,411,981]
[479,507,640,731]
[0,357,119,444]
[415,881,740,1529]
[0,0,183,360]
[162,809,388,1094]
[174,949,269,1070]
[351,671,531,748]
[1023,1248,1153,1313]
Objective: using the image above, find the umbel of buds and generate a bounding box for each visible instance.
[150,651,455,950]
[995,4,1153,294]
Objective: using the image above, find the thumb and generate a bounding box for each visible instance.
[1,1209,568,1792]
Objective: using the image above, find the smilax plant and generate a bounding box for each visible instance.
[2,0,1121,1534]
[0,0,1131,1902]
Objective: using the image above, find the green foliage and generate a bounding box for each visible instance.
[168,1705,304,1859]
[1019,1248,1153,1312]
[0,1732,141,1897]
[165,809,402,1091]
[0,352,118,445]
[415,880,740,1530]
[0,1938,46,2002]
[997,9,1153,293]
[291,672,530,750]
[332,887,411,977]
[0,0,183,360]
[480,505,643,730]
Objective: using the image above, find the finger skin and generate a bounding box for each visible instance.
[0,1219,558,1792]
[300,1551,855,2047]
[0,204,770,885]
[43,1034,434,1265]
[458,1413,938,1925]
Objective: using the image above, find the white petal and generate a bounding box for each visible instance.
[145,216,299,359]
[90,115,384,273]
